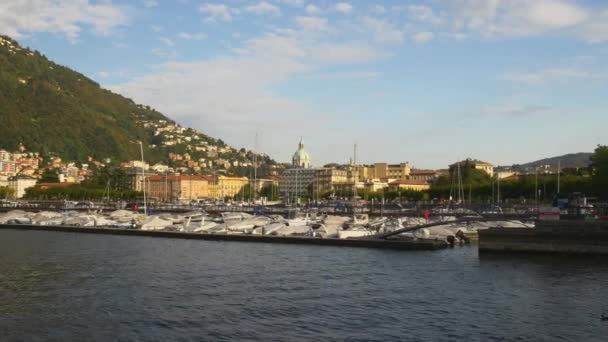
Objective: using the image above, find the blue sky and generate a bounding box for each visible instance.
[2,0,608,168]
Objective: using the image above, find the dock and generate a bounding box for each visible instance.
[479,220,608,255]
[0,224,448,251]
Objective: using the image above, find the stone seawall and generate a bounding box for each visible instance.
[0,224,447,251]
[479,221,608,255]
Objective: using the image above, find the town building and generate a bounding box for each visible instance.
[147,175,209,202]
[0,160,16,175]
[151,163,170,173]
[128,169,158,192]
[280,141,318,202]
[388,179,431,192]
[122,160,150,170]
[292,141,312,168]
[280,168,318,201]
[364,179,390,192]
[316,168,349,193]
[356,162,412,181]
[0,175,8,188]
[409,169,439,184]
[208,176,249,200]
[0,149,10,162]
[8,175,37,199]
[59,163,82,183]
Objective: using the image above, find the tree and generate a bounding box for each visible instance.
[0,186,14,198]
[83,165,131,191]
[591,145,608,199]
[260,183,279,201]
[234,183,254,201]
[39,168,60,183]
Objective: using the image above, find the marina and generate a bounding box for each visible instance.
[4,202,608,254]
[0,206,538,250]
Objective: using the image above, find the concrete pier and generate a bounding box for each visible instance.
[0,224,447,251]
[479,220,608,255]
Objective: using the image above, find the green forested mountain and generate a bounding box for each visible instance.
[0,35,169,162]
[511,152,592,171]
[0,36,278,174]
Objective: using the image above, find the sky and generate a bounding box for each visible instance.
[1,0,607,169]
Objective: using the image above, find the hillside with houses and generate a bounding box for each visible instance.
[0,35,279,180]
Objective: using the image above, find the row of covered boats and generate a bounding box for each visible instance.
[0,209,533,244]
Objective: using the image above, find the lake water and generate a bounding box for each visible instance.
[1,229,607,341]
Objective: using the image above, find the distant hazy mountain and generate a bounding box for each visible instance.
[0,36,275,172]
[510,153,592,171]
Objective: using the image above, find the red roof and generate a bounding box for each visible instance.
[410,169,437,175]
[37,182,78,189]
[147,175,210,182]
[389,179,429,185]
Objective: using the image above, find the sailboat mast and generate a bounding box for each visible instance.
[254,132,258,202]
[456,161,461,204]
[353,142,358,199]
[557,160,561,194]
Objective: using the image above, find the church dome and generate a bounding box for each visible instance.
[292,141,311,168]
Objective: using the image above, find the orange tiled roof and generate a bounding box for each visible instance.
[389,179,428,185]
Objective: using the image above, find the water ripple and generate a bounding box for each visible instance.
[1,229,608,341]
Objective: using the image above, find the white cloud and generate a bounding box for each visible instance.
[412,31,434,43]
[335,2,353,14]
[448,0,588,37]
[0,0,128,40]
[370,5,386,15]
[111,21,388,158]
[502,66,608,84]
[159,36,174,47]
[407,5,443,25]
[199,3,236,22]
[398,0,608,43]
[308,42,387,64]
[305,4,321,15]
[143,0,158,8]
[276,0,304,6]
[577,10,608,43]
[177,32,207,40]
[481,105,552,118]
[361,16,403,44]
[151,48,178,58]
[245,2,280,16]
[295,16,328,31]
[305,71,380,80]
[151,25,163,32]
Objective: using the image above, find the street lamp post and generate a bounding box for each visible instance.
[138,141,147,217]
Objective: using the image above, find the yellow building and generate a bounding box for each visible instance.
[208,176,249,199]
[356,162,411,181]
[147,175,209,202]
[316,168,349,193]
[8,175,37,199]
[388,179,430,192]
[364,179,389,192]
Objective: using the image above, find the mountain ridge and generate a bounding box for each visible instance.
[505,152,592,171]
[0,35,276,175]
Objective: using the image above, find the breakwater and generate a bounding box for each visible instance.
[0,224,447,251]
[479,220,608,255]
